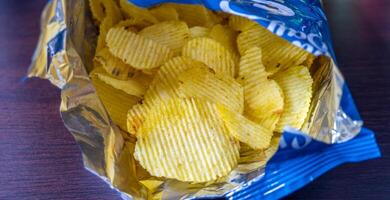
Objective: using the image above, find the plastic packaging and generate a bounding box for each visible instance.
[28,0,380,199]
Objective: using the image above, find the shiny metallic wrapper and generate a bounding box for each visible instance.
[28,0,362,199]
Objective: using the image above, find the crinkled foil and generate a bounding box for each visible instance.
[28,0,363,199]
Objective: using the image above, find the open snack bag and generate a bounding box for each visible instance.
[28,0,380,199]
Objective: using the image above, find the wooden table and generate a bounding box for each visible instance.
[0,0,388,199]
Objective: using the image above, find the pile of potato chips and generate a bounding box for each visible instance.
[88,0,315,183]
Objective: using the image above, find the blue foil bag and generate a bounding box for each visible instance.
[28,0,381,199]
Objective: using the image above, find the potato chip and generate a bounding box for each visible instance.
[134,98,240,182]
[209,24,240,69]
[182,37,236,77]
[139,21,190,55]
[136,58,241,135]
[94,48,136,80]
[95,72,150,98]
[237,25,315,74]
[131,71,154,88]
[272,66,313,132]
[119,0,158,24]
[264,136,281,160]
[228,15,257,32]
[140,68,158,76]
[106,27,174,69]
[208,10,223,25]
[89,0,105,23]
[177,66,244,113]
[238,46,284,130]
[165,3,219,27]
[216,11,230,23]
[189,26,210,38]
[127,103,151,135]
[89,0,122,23]
[91,71,140,131]
[143,57,207,106]
[140,180,164,193]
[127,58,200,136]
[209,24,238,53]
[239,141,273,166]
[217,105,272,149]
[150,4,179,21]
[95,1,123,52]
[114,18,152,32]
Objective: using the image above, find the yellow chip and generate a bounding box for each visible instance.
[209,24,239,54]
[209,24,240,68]
[228,15,257,32]
[127,103,151,135]
[177,66,244,113]
[95,72,151,98]
[189,26,210,38]
[139,21,190,55]
[237,25,315,74]
[143,57,207,106]
[89,0,122,23]
[89,0,105,23]
[140,180,164,193]
[119,0,158,24]
[106,27,174,69]
[165,3,219,27]
[272,66,313,132]
[114,18,152,32]
[182,37,236,77]
[131,71,154,88]
[134,98,240,182]
[95,1,123,52]
[150,4,179,21]
[208,10,223,25]
[94,48,136,80]
[216,11,231,23]
[264,136,281,160]
[127,57,206,135]
[91,71,140,131]
[217,105,272,150]
[238,46,284,130]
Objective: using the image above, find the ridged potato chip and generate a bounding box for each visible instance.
[96,1,123,52]
[89,0,106,23]
[217,105,272,150]
[264,136,281,160]
[182,37,236,77]
[216,11,230,22]
[237,25,315,74]
[272,66,313,132]
[94,48,136,80]
[177,66,244,113]
[143,57,207,106]
[127,57,205,135]
[114,18,152,32]
[150,4,179,21]
[127,103,151,135]
[134,98,240,182]
[119,0,158,24]
[228,15,257,32]
[209,24,240,69]
[165,3,220,27]
[239,46,284,130]
[189,26,210,38]
[139,21,190,55]
[91,70,140,131]
[95,72,151,98]
[106,27,174,69]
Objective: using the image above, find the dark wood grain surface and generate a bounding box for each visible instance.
[0,0,388,199]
